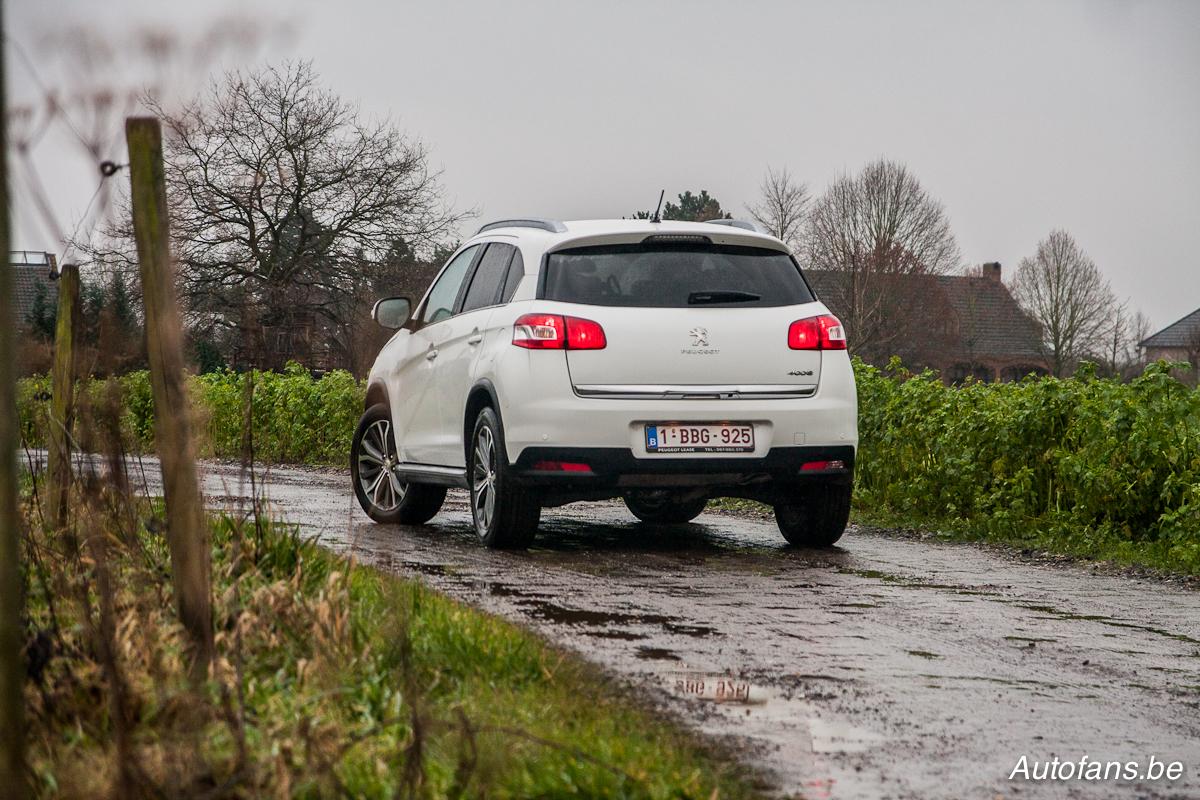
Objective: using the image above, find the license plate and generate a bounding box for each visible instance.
[644,423,754,454]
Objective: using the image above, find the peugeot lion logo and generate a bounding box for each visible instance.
[681,327,718,355]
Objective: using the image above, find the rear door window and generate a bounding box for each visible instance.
[542,243,814,308]
[460,243,514,313]
[499,249,525,303]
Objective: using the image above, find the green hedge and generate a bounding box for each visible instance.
[17,359,1200,570]
[196,363,363,463]
[18,363,365,466]
[855,358,1200,571]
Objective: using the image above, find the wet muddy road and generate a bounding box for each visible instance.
[185,460,1198,798]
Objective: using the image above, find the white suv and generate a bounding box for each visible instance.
[352,218,858,548]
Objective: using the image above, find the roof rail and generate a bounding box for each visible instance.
[703,219,761,233]
[476,217,567,235]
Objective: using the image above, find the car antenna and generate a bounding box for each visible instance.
[649,189,665,223]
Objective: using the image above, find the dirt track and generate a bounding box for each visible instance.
[173,459,1199,798]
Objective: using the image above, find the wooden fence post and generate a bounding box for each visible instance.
[125,116,214,673]
[46,261,80,530]
[0,2,31,794]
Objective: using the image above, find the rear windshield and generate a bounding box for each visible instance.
[542,243,814,308]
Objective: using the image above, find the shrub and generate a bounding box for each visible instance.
[854,358,1200,571]
[17,365,366,466]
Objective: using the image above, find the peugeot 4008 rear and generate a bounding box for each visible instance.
[352,219,858,548]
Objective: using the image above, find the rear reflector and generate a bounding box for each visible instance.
[513,314,606,350]
[801,459,846,471]
[532,460,592,473]
[788,314,847,350]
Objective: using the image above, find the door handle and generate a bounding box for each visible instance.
[467,331,483,345]
[426,349,438,361]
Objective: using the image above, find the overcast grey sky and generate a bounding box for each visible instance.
[8,0,1200,330]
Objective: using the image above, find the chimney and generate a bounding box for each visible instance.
[981,261,1001,282]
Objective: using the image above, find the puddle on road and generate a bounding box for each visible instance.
[663,621,719,638]
[520,598,671,628]
[667,671,765,705]
[398,560,450,578]
[488,584,548,599]
[1012,602,1200,645]
[655,667,886,799]
[835,566,960,591]
[585,629,647,641]
[917,673,1062,690]
[907,650,941,660]
[486,587,724,641]
[636,646,681,661]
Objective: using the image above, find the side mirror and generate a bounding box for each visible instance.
[372,297,412,329]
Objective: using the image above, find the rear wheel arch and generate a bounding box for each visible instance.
[463,380,503,464]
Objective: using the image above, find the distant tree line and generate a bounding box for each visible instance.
[731,160,1144,379]
[23,271,144,375]
[65,59,1145,381]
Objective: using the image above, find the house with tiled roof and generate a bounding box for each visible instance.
[805,262,1050,383]
[9,251,58,330]
[1139,308,1200,380]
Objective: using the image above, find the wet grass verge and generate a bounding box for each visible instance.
[706,496,1200,580]
[849,502,1200,580]
[23,503,765,798]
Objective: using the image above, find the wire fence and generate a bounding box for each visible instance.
[6,18,286,279]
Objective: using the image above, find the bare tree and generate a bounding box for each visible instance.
[1012,230,1116,377]
[804,158,961,364]
[747,166,808,250]
[1097,304,1151,380]
[97,60,464,369]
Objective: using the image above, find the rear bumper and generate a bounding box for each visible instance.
[510,444,855,504]
[497,352,859,463]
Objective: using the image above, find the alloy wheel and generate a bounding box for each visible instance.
[472,424,498,533]
[357,419,406,512]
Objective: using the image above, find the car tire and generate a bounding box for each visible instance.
[624,491,708,525]
[774,483,852,547]
[469,406,540,549]
[351,403,446,524]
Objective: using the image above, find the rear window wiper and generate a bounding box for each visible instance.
[687,290,761,305]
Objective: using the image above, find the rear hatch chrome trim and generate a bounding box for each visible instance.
[573,384,817,400]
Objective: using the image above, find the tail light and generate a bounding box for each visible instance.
[788,314,847,350]
[513,314,606,350]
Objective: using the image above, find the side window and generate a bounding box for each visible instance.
[420,245,479,325]
[500,249,525,303]
[460,243,514,313]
